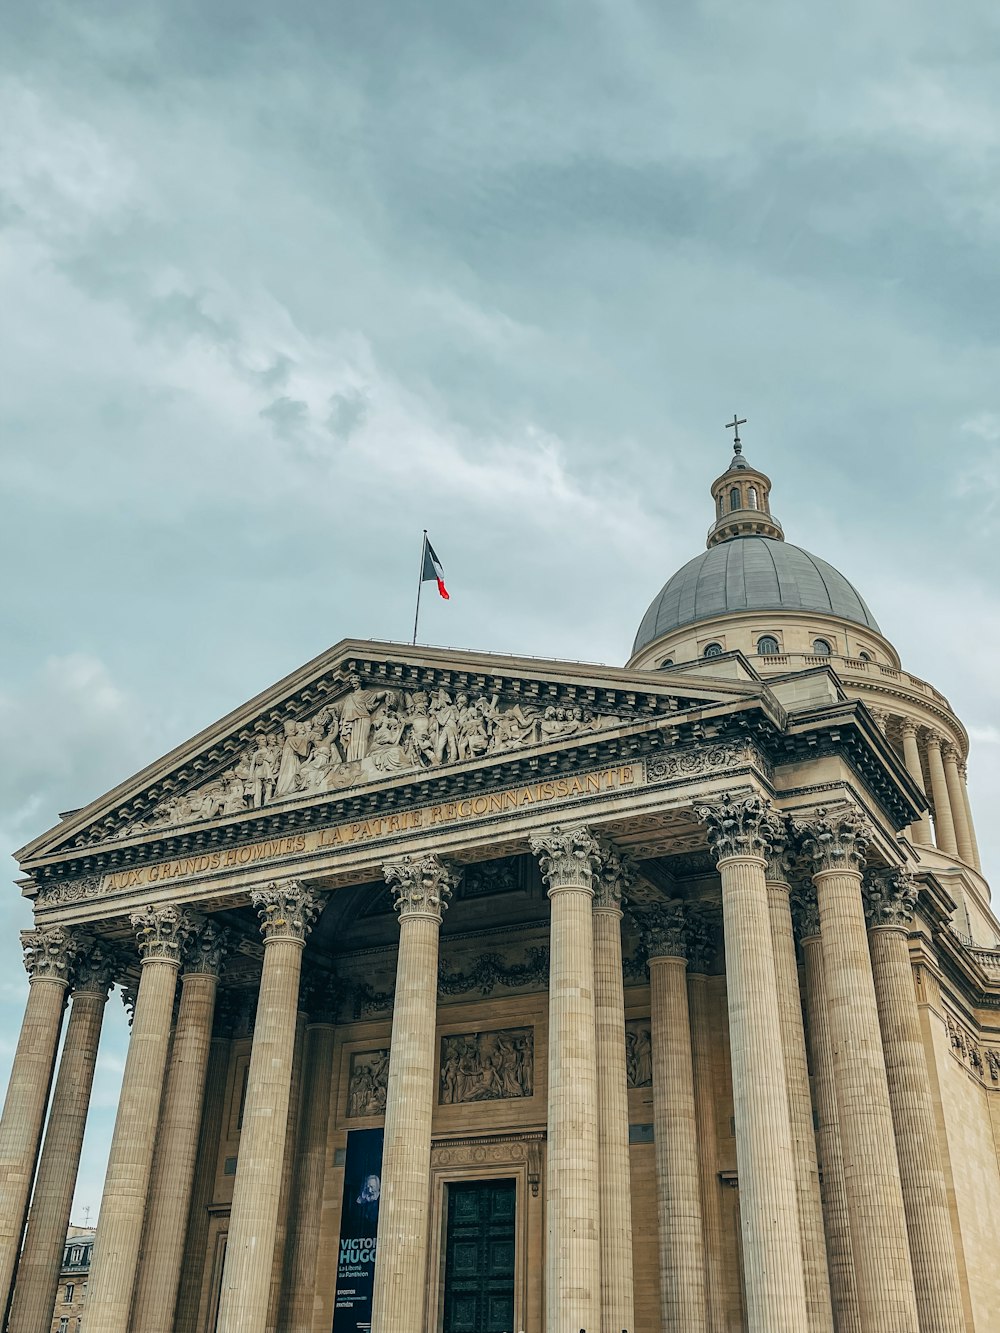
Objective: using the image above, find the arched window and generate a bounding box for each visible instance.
[757,635,780,655]
[717,494,724,517]
[858,650,871,662]
[812,638,832,656]
[729,487,741,511]
[703,642,723,658]
[658,658,674,669]
[748,485,759,510]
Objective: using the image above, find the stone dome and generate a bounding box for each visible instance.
[633,535,882,656]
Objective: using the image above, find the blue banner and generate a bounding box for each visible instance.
[331,1127,384,1333]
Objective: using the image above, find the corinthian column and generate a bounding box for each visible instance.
[530,825,602,1333]
[959,764,982,871]
[637,902,706,1333]
[0,928,77,1320]
[942,745,976,868]
[592,844,635,1333]
[216,882,322,1333]
[865,870,966,1333]
[764,837,833,1333]
[924,734,958,856]
[86,906,194,1333]
[898,721,932,846]
[797,807,919,1333]
[8,939,116,1333]
[130,919,230,1333]
[793,891,862,1333]
[370,855,456,1333]
[696,793,808,1333]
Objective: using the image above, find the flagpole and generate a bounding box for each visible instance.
[412,529,427,645]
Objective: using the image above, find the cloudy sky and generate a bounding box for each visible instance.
[2,0,999,1219]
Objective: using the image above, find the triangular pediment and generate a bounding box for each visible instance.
[17,639,768,872]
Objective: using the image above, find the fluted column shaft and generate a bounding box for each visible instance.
[803,814,919,1332]
[87,906,192,1333]
[0,929,76,1319]
[592,849,635,1333]
[650,953,706,1332]
[866,881,965,1332]
[284,1021,337,1333]
[532,826,602,1333]
[688,972,727,1333]
[9,951,113,1333]
[942,746,975,868]
[130,922,227,1333]
[925,734,958,856]
[766,874,834,1332]
[370,856,454,1333]
[216,886,320,1333]
[717,851,808,1331]
[899,722,933,846]
[959,767,981,871]
[799,928,861,1333]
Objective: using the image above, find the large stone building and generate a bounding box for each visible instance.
[2,442,1000,1333]
[49,1226,94,1333]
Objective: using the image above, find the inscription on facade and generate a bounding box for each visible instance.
[346,1050,390,1118]
[440,1028,534,1105]
[98,766,639,895]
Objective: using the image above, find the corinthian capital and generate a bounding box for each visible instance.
[21,926,78,984]
[131,905,197,964]
[795,804,872,877]
[72,937,119,995]
[251,881,324,942]
[898,717,918,740]
[864,868,919,929]
[593,841,635,912]
[695,791,778,863]
[184,918,232,975]
[383,855,457,922]
[637,901,695,962]
[530,824,602,893]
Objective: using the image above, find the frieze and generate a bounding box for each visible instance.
[438,948,550,998]
[944,1013,1000,1085]
[346,1049,390,1117]
[646,739,772,785]
[440,1028,534,1104]
[114,679,637,840]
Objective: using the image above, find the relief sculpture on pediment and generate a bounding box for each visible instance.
[119,678,628,837]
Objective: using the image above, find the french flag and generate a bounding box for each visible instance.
[421,536,450,599]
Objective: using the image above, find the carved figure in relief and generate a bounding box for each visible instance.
[248,735,281,807]
[341,675,393,762]
[347,1049,390,1117]
[431,689,461,765]
[626,1024,653,1088]
[439,1028,533,1104]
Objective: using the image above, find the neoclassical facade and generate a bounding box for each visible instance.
[2,445,1000,1333]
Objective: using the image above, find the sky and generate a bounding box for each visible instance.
[2,0,1000,1220]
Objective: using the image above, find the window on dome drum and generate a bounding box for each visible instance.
[658,659,674,669]
[749,486,759,510]
[859,650,872,661]
[757,635,780,655]
[729,487,740,511]
[812,638,832,655]
[703,643,724,658]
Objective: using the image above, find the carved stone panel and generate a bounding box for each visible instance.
[439,1028,534,1105]
[346,1049,390,1118]
[625,1019,653,1089]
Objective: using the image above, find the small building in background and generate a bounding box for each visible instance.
[50,1226,94,1333]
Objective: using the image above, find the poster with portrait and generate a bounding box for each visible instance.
[331,1127,384,1333]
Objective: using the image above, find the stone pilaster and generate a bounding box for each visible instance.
[865,869,966,1333]
[129,919,230,1333]
[764,838,834,1333]
[793,891,862,1333]
[592,843,635,1333]
[370,855,456,1333]
[0,927,77,1319]
[530,824,602,1333]
[637,902,707,1333]
[86,906,194,1333]
[696,793,809,1333]
[215,884,321,1333]
[283,971,342,1333]
[924,733,959,856]
[898,720,933,846]
[6,936,113,1333]
[942,745,976,868]
[797,806,919,1333]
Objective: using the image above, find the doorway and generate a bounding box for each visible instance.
[442,1179,516,1333]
